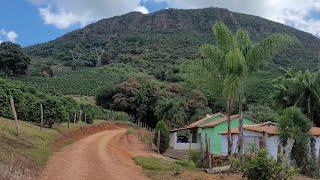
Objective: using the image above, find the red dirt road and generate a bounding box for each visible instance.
[39,129,154,180]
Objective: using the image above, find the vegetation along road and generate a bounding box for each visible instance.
[39,129,156,180]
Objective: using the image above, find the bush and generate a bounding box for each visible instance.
[153,120,169,154]
[278,107,315,175]
[241,149,298,180]
[188,150,202,166]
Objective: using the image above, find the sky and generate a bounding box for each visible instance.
[1,0,320,46]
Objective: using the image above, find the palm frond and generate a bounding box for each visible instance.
[213,22,237,54]
[246,34,298,71]
[236,28,251,56]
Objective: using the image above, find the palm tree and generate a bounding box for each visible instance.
[155,98,187,129]
[183,22,296,157]
[274,69,320,126]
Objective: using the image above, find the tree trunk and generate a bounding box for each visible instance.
[237,96,244,157]
[227,97,232,157]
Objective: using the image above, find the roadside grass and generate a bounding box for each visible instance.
[0,117,129,179]
[0,118,58,179]
[133,156,199,179]
[133,156,246,180]
[127,127,136,134]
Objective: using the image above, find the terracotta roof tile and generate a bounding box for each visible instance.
[200,115,240,128]
[170,112,224,132]
[220,122,320,137]
[309,127,320,136]
[186,112,224,129]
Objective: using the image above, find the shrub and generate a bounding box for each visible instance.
[188,150,202,166]
[241,149,298,180]
[153,120,169,154]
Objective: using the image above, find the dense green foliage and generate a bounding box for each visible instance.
[274,69,320,126]
[0,78,131,127]
[153,120,169,154]
[96,76,211,127]
[0,42,30,75]
[16,64,140,96]
[240,149,297,180]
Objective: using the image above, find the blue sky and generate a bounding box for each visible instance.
[1,0,320,47]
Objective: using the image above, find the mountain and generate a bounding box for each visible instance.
[25,8,320,74]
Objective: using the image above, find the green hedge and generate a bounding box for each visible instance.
[0,78,132,127]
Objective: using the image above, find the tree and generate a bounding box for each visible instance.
[183,22,296,157]
[0,42,30,75]
[274,69,320,126]
[153,120,169,154]
[278,107,313,175]
[155,98,187,129]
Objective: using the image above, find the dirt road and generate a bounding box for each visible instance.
[39,129,154,180]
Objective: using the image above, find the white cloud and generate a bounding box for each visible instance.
[7,31,18,42]
[0,29,18,42]
[150,0,320,36]
[31,0,149,29]
[136,5,149,14]
[40,7,81,29]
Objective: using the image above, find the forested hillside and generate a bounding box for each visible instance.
[26,8,320,75]
[18,7,320,127]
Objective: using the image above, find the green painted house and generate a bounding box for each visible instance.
[169,112,256,154]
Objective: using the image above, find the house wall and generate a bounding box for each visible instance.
[221,131,280,159]
[199,118,255,154]
[173,143,201,150]
[221,130,261,155]
[169,132,177,148]
[266,136,280,159]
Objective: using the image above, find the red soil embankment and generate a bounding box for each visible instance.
[51,121,132,150]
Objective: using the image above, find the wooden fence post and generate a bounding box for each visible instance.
[74,112,76,124]
[67,114,70,129]
[157,130,161,154]
[79,109,82,122]
[84,114,87,124]
[189,131,192,150]
[208,138,212,169]
[10,97,19,136]
[40,103,44,130]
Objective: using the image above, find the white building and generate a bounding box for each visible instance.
[220,121,320,159]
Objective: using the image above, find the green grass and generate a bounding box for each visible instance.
[133,156,196,179]
[0,118,58,166]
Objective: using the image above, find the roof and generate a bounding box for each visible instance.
[200,115,238,128]
[309,127,320,136]
[220,121,320,137]
[186,112,224,129]
[170,112,224,132]
[199,114,257,128]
